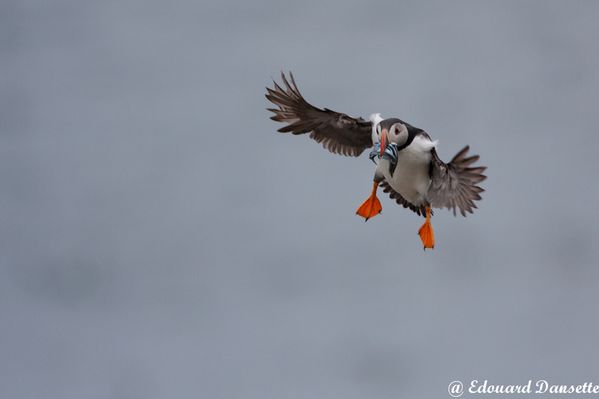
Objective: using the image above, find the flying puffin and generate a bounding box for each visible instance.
[265,72,486,249]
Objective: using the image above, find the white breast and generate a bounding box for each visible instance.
[379,135,437,206]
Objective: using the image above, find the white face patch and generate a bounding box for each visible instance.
[388,123,409,146]
[369,113,383,144]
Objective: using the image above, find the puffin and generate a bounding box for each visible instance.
[265,72,486,249]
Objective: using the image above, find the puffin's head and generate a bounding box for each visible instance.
[376,118,410,155]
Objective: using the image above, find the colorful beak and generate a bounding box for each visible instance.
[380,129,387,157]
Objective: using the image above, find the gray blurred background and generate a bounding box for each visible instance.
[2,0,599,398]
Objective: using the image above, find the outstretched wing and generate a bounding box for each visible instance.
[427,146,487,216]
[379,180,429,217]
[266,72,373,157]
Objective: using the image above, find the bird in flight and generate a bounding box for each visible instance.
[265,72,486,249]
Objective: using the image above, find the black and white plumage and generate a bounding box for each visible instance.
[266,72,487,248]
[371,118,486,217]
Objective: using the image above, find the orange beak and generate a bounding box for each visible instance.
[380,129,387,157]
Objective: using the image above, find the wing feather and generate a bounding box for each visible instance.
[266,72,373,157]
[427,146,487,216]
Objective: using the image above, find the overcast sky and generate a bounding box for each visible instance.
[2,0,599,398]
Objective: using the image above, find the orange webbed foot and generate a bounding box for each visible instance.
[356,181,382,221]
[418,207,435,250]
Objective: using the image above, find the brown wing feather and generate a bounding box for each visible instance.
[379,180,429,217]
[266,72,373,157]
[427,146,487,216]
